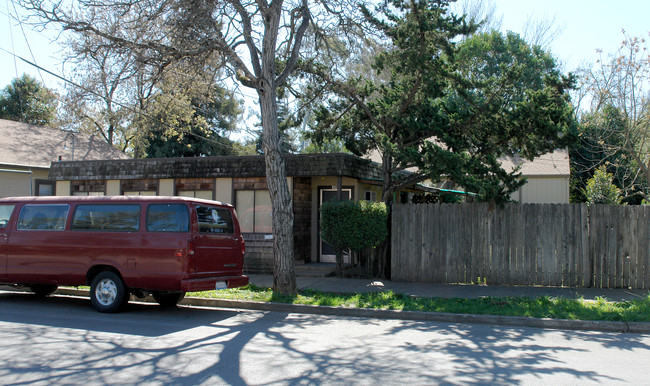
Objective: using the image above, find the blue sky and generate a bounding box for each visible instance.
[494,0,650,71]
[1,1,649,93]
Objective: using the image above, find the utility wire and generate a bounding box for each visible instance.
[7,0,45,83]
[4,0,24,120]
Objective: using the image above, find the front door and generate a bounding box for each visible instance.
[319,187,352,263]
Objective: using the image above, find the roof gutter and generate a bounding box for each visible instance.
[0,168,33,174]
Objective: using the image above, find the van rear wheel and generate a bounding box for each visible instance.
[29,284,58,297]
[153,292,185,307]
[90,271,128,313]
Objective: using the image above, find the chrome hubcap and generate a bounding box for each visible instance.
[95,278,117,306]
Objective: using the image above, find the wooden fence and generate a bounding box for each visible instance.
[391,203,650,289]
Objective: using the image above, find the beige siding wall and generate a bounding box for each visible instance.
[0,171,32,197]
[56,180,70,196]
[106,180,121,196]
[158,178,174,196]
[513,176,569,204]
[0,169,51,197]
[215,178,233,204]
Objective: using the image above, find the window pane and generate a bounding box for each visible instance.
[17,205,69,231]
[147,204,189,232]
[236,190,254,233]
[38,184,53,196]
[0,205,15,228]
[254,190,272,233]
[196,206,234,234]
[72,205,140,231]
[178,190,213,200]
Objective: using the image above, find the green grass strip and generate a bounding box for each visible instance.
[188,285,650,322]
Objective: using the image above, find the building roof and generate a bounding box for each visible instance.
[49,153,387,182]
[0,119,130,169]
[499,148,570,176]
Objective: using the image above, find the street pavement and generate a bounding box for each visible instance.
[4,295,650,385]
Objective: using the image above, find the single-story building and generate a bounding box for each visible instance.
[501,149,570,204]
[0,119,130,197]
[47,153,428,272]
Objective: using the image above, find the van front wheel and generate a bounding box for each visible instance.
[90,271,128,313]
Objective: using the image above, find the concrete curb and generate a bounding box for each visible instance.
[53,288,650,334]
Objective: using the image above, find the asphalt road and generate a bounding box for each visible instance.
[1,291,650,385]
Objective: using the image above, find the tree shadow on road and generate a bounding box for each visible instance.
[1,291,648,384]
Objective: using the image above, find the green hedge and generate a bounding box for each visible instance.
[321,200,388,261]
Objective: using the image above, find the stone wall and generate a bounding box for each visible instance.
[293,177,312,262]
[175,178,214,192]
[242,233,274,274]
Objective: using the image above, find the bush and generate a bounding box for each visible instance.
[585,166,622,204]
[321,200,388,276]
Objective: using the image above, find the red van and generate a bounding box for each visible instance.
[0,196,248,312]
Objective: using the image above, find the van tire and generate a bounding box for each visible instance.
[29,284,58,297]
[90,271,128,313]
[153,292,185,307]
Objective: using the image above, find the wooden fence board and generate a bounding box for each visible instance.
[640,207,647,289]
[390,203,650,289]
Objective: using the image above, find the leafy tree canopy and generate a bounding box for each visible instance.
[138,83,243,158]
[307,1,577,205]
[0,74,58,126]
[570,105,645,204]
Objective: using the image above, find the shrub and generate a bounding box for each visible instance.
[585,165,622,204]
[320,200,388,276]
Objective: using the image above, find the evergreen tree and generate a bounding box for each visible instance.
[0,74,58,126]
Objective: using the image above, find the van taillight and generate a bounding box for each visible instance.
[241,238,246,256]
[188,241,195,256]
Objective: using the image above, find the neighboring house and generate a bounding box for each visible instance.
[366,148,571,204]
[47,153,429,272]
[501,149,570,204]
[0,119,130,197]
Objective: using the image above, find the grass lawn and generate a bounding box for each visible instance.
[187,285,650,322]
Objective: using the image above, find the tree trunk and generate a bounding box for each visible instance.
[259,88,296,294]
[379,152,393,279]
[258,18,297,293]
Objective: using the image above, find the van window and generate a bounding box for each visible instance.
[72,204,140,232]
[17,204,69,231]
[147,204,189,232]
[0,205,14,228]
[197,206,234,234]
